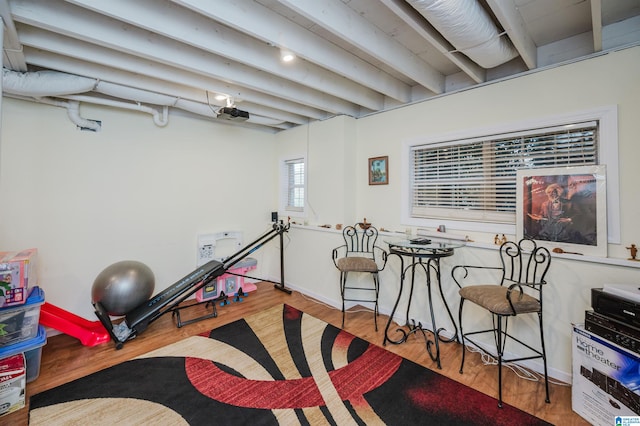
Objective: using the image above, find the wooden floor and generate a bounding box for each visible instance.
[5,283,588,425]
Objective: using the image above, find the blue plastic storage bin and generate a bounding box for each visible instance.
[0,325,47,382]
[0,287,45,347]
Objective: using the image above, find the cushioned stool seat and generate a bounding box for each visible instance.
[459,285,541,315]
[336,257,378,273]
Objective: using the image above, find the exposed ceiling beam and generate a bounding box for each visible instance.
[379,0,485,84]
[11,0,361,116]
[0,0,27,71]
[18,24,328,120]
[485,0,538,70]
[590,0,603,52]
[277,0,445,95]
[66,0,384,111]
[18,25,325,123]
[3,0,638,132]
[24,48,312,127]
[172,0,413,104]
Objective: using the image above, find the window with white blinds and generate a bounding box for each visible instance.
[410,122,598,224]
[285,158,305,212]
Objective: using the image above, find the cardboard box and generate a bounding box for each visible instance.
[572,324,640,425]
[0,249,37,308]
[0,353,25,416]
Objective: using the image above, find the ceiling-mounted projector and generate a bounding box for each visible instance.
[217,107,249,121]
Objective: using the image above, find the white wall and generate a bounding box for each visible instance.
[275,115,357,226]
[278,46,640,381]
[0,99,277,319]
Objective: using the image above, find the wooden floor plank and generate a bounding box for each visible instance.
[3,283,588,425]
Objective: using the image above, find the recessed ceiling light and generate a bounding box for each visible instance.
[281,51,295,62]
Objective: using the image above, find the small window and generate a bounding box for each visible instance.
[281,157,305,214]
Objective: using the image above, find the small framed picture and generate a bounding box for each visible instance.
[369,156,388,185]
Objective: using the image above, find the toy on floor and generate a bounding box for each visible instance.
[40,302,110,346]
[171,257,259,327]
[170,231,258,326]
[195,257,258,303]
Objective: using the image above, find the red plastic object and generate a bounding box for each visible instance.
[39,302,110,347]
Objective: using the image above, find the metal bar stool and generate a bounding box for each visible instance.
[332,223,387,330]
[452,238,551,407]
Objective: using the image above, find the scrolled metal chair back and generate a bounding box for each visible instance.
[499,238,551,287]
[342,223,378,257]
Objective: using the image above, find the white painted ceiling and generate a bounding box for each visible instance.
[2,0,639,132]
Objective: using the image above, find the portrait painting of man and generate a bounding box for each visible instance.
[520,168,603,246]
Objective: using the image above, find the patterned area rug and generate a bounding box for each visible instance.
[30,304,550,425]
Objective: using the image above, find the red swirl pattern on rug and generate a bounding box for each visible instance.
[185,335,401,409]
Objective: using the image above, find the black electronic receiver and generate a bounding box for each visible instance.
[592,288,640,328]
[585,309,640,354]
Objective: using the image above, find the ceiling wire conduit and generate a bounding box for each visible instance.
[406,0,518,68]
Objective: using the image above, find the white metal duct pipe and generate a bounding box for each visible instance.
[2,69,178,108]
[61,94,169,127]
[3,69,284,129]
[2,69,171,126]
[37,97,102,131]
[2,69,96,97]
[406,0,518,68]
[64,99,102,131]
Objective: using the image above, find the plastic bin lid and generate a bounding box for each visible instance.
[0,286,45,311]
[26,286,45,305]
[0,325,47,359]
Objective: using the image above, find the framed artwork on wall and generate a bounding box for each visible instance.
[516,165,607,257]
[369,156,388,185]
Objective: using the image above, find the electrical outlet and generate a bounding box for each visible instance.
[196,234,217,266]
